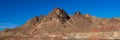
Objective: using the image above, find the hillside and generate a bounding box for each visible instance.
[0,8,120,40]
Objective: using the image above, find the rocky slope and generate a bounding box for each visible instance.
[0,8,120,40]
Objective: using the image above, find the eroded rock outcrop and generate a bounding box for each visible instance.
[0,8,120,40]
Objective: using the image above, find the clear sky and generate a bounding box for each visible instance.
[0,0,120,30]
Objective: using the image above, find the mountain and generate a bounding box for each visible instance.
[0,8,120,40]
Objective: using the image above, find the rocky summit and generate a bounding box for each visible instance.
[0,8,120,40]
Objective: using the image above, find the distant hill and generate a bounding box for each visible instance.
[0,8,120,40]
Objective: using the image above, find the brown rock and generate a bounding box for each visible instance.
[0,8,120,40]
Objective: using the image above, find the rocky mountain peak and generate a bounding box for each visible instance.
[84,14,90,18]
[73,12,82,16]
[1,8,120,40]
[47,8,70,23]
[48,8,67,17]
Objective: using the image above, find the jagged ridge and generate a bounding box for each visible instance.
[0,8,120,40]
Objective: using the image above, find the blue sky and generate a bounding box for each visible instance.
[0,0,120,30]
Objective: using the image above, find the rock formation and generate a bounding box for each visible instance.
[0,8,120,40]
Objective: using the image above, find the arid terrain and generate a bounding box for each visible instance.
[0,8,120,40]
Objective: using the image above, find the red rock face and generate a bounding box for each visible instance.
[0,8,120,40]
